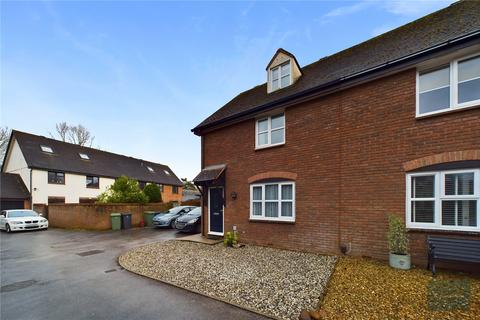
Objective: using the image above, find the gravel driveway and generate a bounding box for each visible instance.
[119,241,336,320]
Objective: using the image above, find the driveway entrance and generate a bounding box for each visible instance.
[0,228,264,320]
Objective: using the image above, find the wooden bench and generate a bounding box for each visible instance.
[427,236,480,276]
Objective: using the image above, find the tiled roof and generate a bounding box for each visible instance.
[0,173,30,199]
[9,130,183,186]
[193,1,480,133]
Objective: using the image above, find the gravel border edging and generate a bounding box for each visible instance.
[117,253,278,320]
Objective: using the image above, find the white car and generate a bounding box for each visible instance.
[0,209,49,233]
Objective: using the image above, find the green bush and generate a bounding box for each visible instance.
[223,231,239,247]
[97,176,149,204]
[143,183,162,203]
[387,215,409,255]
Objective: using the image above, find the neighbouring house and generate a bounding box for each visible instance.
[192,1,480,268]
[0,172,30,210]
[1,130,183,206]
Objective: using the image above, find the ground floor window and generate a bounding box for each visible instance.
[406,169,479,231]
[250,181,295,222]
[48,197,65,204]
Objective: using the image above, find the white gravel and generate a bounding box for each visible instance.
[119,241,336,320]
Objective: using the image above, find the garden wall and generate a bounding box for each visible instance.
[48,203,172,230]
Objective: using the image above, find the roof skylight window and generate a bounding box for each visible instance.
[79,153,90,160]
[164,170,170,176]
[40,145,53,153]
[147,166,155,172]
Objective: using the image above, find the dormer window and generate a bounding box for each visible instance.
[147,166,155,173]
[79,153,90,160]
[41,145,53,153]
[266,48,301,94]
[271,61,291,91]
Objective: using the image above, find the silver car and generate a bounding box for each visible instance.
[152,206,197,228]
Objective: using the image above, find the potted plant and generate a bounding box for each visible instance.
[387,215,411,270]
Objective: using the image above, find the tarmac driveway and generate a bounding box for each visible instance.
[0,228,265,320]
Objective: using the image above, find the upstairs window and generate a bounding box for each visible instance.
[271,61,291,91]
[41,145,54,153]
[48,171,65,184]
[417,54,480,117]
[79,153,90,160]
[147,166,155,173]
[86,176,99,189]
[256,113,285,149]
[407,169,479,231]
[164,170,171,176]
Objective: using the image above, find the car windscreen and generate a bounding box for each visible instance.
[185,208,201,217]
[8,210,39,218]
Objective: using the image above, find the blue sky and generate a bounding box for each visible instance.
[1,0,454,179]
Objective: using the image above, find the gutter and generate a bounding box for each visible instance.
[192,30,480,135]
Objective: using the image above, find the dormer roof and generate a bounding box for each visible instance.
[266,48,302,74]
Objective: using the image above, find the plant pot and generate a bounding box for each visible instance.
[389,252,411,270]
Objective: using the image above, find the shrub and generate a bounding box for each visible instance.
[387,215,409,255]
[143,183,162,203]
[223,231,239,247]
[97,176,149,204]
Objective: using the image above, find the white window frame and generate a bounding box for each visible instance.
[270,61,291,92]
[249,181,295,222]
[406,169,480,232]
[416,53,480,118]
[255,113,285,149]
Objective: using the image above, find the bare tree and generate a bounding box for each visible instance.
[52,122,69,142]
[0,126,11,163]
[51,123,95,147]
[68,124,94,147]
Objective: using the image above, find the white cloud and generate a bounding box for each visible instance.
[320,1,372,23]
[320,0,455,24]
[383,0,455,17]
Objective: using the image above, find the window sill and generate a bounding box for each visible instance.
[255,142,285,151]
[416,102,479,119]
[249,218,295,224]
[407,227,480,235]
[86,186,100,189]
[407,225,480,234]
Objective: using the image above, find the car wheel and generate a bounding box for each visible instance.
[170,220,176,229]
[6,224,11,233]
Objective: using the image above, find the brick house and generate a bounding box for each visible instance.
[192,1,480,267]
[2,130,183,206]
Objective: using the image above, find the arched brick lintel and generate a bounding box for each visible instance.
[403,150,480,171]
[248,171,297,184]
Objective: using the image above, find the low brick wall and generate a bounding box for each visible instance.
[48,203,173,230]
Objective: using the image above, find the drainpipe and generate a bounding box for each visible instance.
[29,168,33,209]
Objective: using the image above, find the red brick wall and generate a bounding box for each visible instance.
[48,203,172,230]
[201,68,480,266]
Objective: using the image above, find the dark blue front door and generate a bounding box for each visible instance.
[209,187,223,234]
